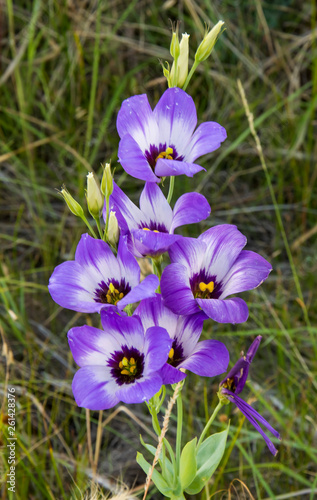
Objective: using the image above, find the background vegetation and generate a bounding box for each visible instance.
[1,0,316,498]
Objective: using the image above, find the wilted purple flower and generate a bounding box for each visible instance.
[48,234,158,313]
[134,294,229,384]
[219,336,281,456]
[108,181,211,258]
[68,313,172,410]
[160,225,272,324]
[117,87,227,182]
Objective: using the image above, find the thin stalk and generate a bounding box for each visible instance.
[182,60,199,92]
[104,196,110,239]
[94,216,103,239]
[197,401,224,448]
[167,176,175,204]
[175,389,183,477]
[80,214,98,239]
[85,409,93,469]
[152,258,162,281]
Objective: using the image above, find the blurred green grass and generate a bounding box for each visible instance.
[1,0,317,498]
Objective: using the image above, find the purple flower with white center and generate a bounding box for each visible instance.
[160,225,272,324]
[134,294,229,384]
[219,336,281,456]
[116,87,227,182]
[48,234,159,313]
[68,313,173,410]
[107,181,211,258]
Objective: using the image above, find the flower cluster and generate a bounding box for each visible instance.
[49,85,279,456]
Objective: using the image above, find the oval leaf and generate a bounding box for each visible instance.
[180,438,197,489]
[136,452,173,497]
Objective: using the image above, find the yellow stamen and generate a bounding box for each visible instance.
[121,369,130,375]
[130,358,135,365]
[129,366,136,373]
[108,282,115,294]
[199,281,214,293]
[153,230,159,233]
[119,361,123,369]
[122,357,128,366]
[143,227,150,231]
[156,146,174,161]
[119,292,124,299]
[168,348,174,360]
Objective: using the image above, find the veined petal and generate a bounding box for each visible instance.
[172,313,205,356]
[108,182,142,232]
[100,312,145,352]
[198,225,247,283]
[134,294,179,337]
[170,192,211,233]
[143,326,172,374]
[160,263,200,315]
[160,364,187,384]
[72,366,120,410]
[155,158,205,178]
[116,93,159,150]
[132,229,182,258]
[118,134,159,182]
[117,235,140,288]
[180,339,229,376]
[220,250,272,299]
[153,88,197,153]
[68,325,123,367]
[184,122,227,162]
[168,237,205,275]
[197,297,249,324]
[118,274,159,310]
[75,234,119,275]
[116,373,163,404]
[139,182,173,230]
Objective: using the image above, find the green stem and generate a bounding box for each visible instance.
[95,216,103,239]
[80,215,98,239]
[167,176,175,204]
[197,401,223,449]
[175,388,183,479]
[152,258,162,281]
[104,195,110,239]
[182,60,199,92]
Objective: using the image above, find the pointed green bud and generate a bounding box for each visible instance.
[170,30,180,60]
[86,172,104,218]
[170,33,190,88]
[101,163,113,198]
[60,186,84,218]
[107,211,120,246]
[195,21,224,63]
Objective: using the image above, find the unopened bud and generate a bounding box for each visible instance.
[101,163,113,198]
[107,211,120,246]
[170,31,180,60]
[195,21,224,63]
[86,172,104,218]
[60,186,84,218]
[170,33,190,87]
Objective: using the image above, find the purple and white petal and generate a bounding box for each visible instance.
[118,274,159,310]
[72,366,120,410]
[100,312,145,352]
[116,373,163,404]
[161,263,200,315]
[220,250,272,299]
[170,192,211,233]
[179,339,229,377]
[117,235,140,288]
[198,225,247,283]
[139,183,173,230]
[160,364,187,385]
[134,294,179,337]
[75,233,120,278]
[108,182,143,232]
[132,229,182,258]
[153,88,197,153]
[197,297,249,324]
[184,122,227,162]
[173,314,205,357]
[118,134,159,182]
[168,237,205,275]
[155,159,205,178]
[143,326,172,374]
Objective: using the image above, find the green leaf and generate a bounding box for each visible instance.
[179,438,197,489]
[185,426,229,495]
[139,435,174,484]
[136,452,173,497]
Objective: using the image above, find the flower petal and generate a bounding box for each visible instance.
[143,326,172,374]
[100,312,145,352]
[172,313,205,356]
[185,122,227,162]
[160,364,187,384]
[220,250,272,299]
[117,235,140,288]
[116,373,163,404]
[132,229,182,257]
[170,192,211,233]
[108,182,142,232]
[168,237,205,275]
[68,325,122,367]
[118,134,159,182]
[118,274,159,310]
[153,88,197,153]
[72,366,120,410]
[116,93,159,150]
[134,294,179,337]
[197,297,249,324]
[139,182,173,230]
[180,339,229,376]
[160,263,200,315]
[198,225,247,283]
[155,158,205,178]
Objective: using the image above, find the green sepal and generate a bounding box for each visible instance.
[185,424,229,495]
[136,452,173,497]
[179,437,197,489]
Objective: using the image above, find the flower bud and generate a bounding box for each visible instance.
[101,163,113,198]
[195,21,224,63]
[86,172,104,218]
[107,211,120,246]
[60,186,84,218]
[170,33,190,87]
[170,31,180,60]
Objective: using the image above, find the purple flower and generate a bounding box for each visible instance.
[134,294,229,384]
[219,336,281,456]
[68,313,172,410]
[160,225,272,324]
[117,87,227,182]
[108,181,211,258]
[48,234,159,313]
